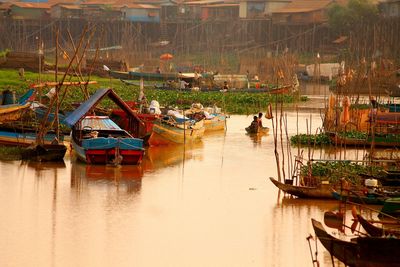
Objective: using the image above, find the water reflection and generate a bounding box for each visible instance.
[143,141,204,171]
[70,161,143,194]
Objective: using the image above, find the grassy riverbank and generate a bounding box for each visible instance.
[0,69,306,114]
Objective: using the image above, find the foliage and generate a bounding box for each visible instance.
[327,0,379,34]
[300,161,385,184]
[291,133,331,146]
[0,49,10,58]
[338,131,367,139]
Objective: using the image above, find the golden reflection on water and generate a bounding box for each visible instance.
[0,110,368,267]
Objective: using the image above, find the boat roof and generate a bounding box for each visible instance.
[80,116,123,131]
[64,88,142,127]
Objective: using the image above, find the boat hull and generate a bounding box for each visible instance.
[72,137,144,165]
[0,129,63,147]
[21,144,67,162]
[269,177,334,199]
[0,103,30,123]
[204,114,226,132]
[331,133,400,147]
[312,218,400,267]
[148,121,205,145]
[246,126,269,134]
[332,190,387,205]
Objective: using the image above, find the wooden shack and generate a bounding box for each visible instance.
[0,51,44,71]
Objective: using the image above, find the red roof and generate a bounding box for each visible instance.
[119,3,160,9]
[11,2,52,9]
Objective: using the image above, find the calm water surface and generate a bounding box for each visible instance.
[0,93,356,267]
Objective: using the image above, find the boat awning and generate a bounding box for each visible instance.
[64,88,142,128]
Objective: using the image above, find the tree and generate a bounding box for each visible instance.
[327,0,379,34]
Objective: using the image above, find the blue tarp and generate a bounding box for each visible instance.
[64,88,110,127]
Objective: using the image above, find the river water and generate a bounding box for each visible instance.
[0,84,357,267]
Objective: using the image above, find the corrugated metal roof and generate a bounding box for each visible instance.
[80,116,122,130]
[273,0,333,13]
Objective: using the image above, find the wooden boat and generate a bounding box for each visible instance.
[312,218,400,267]
[356,214,400,237]
[332,189,389,205]
[0,128,63,146]
[245,126,269,134]
[204,114,227,132]
[0,89,35,123]
[380,197,400,217]
[110,70,197,82]
[269,177,334,199]
[64,89,145,165]
[21,144,67,162]
[330,132,400,147]
[184,104,227,132]
[70,116,144,164]
[148,116,205,146]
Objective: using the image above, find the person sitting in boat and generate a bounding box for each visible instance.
[89,131,98,138]
[258,112,263,127]
[248,116,259,133]
[155,67,161,74]
[179,79,189,90]
[220,81,229,92]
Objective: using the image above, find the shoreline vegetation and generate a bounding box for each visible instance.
[0,68,306,114]
[0,146,24,161]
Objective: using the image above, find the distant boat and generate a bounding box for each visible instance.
[245,126,269,134]
[311,218,400,267]
[269,177,334,199]
[148,115,205,146]
[64,89,145,165]
[110,70,200,82]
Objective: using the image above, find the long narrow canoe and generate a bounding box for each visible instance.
[269,177,334,199]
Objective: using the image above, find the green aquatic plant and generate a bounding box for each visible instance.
[290,133,332,146]
[300,161,385,185]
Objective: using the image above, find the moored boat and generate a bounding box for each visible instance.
[356,214,400,237]
[21,144,67,162]
[148,116,205,146]
[0,128,63,146]
[312,218,400,267]
[0,89,35,123]
[70,116,144,165]
[64,88,145,165]
[269,177,334,199]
